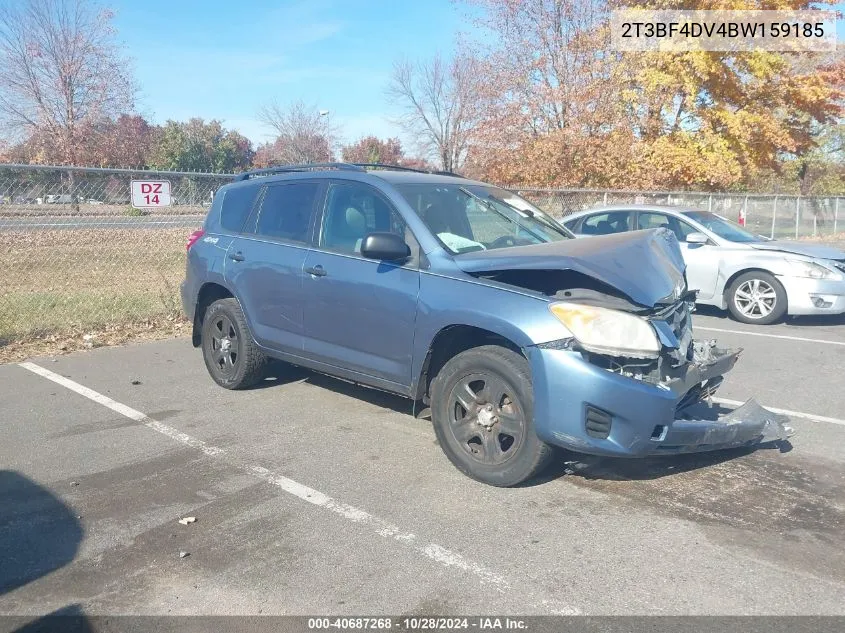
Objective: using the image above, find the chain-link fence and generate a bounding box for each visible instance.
[0,164,235,344]
[2,164,844,346]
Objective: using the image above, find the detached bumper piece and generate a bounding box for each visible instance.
[655,399,794,454]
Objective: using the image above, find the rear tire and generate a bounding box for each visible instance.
[201,298,268,389]
[430,345,554,487]
[727,271,787,325]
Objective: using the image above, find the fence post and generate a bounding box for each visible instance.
[835,198,839,234]
[795,197,800,239]
[770,196,777,239]
[708,194,713,212]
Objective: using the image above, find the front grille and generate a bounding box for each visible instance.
[651,299,694,363]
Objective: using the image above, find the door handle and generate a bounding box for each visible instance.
[305,265,327,277]
[228,251,245,262]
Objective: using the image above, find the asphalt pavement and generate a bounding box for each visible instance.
[1,309,844,616]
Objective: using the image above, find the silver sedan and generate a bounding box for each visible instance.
[562,204,845,324]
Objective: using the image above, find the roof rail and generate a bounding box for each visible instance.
[351,163,426,173]
[235,163,365,181]
[353,163,466,178]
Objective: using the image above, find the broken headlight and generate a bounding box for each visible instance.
[549,302,660,358]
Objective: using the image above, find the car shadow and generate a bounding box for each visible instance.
[250,365,797,486]
[0,471,83,595]
[694,304,845,326]
[523,438,792,487]
[7,604,95,633]
[251,360,416,416]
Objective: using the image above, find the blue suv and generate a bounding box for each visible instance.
[182,164,791,486]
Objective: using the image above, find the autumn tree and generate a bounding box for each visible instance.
[340,136,404,164]
[0,0,135,166]
[387,54,480,172]
[256,100,336,165]
[149,119,254,173]
[461,0,845,190]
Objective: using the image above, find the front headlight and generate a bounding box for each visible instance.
[785,259,836,280]
[549,302,660,358]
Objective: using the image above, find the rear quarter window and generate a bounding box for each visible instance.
[219,185,259,233]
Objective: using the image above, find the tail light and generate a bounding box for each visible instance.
[187,229,205,250]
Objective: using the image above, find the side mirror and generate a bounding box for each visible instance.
[686,232,709,244]
[360,232,411,261]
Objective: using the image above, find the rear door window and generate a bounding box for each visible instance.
[580,211,631,235]
[252,182,320,244]
[219,185,259,233]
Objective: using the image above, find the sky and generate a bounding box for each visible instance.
[110,0,844,150]
[111,0,474,149]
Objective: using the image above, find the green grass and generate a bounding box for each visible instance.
[1,227,190,343]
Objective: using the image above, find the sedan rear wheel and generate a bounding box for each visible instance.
[727,271,787,325]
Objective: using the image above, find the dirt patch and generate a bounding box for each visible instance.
[559,447,845,536]
[0,316,190,364]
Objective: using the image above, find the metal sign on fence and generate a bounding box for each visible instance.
[131,180,172,208]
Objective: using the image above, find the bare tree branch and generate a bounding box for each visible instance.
[256,99,339,165]
[386,53,480,172]
[0,0,136,165]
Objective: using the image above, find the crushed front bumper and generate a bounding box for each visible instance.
[528,341,793,457]
[658,398,793,453]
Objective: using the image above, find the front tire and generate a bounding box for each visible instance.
[430,345,554,487]
[727,271,787,325]
[201,298,268,389]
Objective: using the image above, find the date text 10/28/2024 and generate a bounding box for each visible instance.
[307,617,527,630]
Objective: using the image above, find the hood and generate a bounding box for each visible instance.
[749,240,845,261]
[454,228,686,308]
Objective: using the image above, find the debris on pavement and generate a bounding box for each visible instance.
[70,481,79,487]
[178,517,196,525]
[179,551,190,558]
[130,378,142,385]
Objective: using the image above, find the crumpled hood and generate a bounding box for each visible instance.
[454,228,686,307]
[749,240,845,260]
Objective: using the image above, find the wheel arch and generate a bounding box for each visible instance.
[192,282,236,347]
[722,267,780,302]
[412,324,527,402]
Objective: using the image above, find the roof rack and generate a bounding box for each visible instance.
[234,162,466,182]
[235,163,364,181]
[350,163,426,173]
[353,163,466,178]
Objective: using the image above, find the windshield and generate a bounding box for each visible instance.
[394,183,572,254]
[682,211,764,243]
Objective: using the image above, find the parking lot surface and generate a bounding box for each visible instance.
[1,309,844,616]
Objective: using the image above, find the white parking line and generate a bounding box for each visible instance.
[696,326,845,347]
[18,361,580,614]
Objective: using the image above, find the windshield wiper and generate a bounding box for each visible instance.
[459,187,547,243]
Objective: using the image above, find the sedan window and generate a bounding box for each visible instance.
[580,211,631,235]
[683,211,764,243]
[637,212,695,243]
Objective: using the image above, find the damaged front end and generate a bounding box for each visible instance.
[572,305,794,454]
[457,229,793,456]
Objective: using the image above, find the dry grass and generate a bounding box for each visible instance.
[1,227,194,361]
